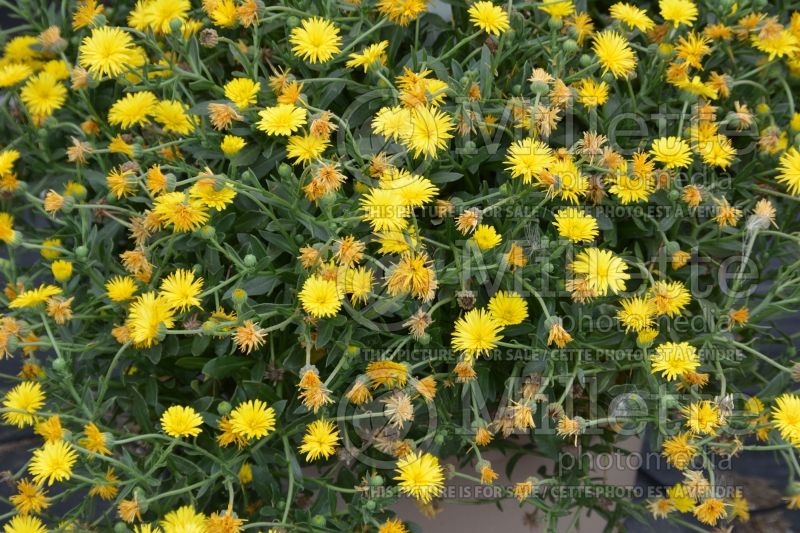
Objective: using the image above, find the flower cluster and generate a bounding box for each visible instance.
[2,0,800,531]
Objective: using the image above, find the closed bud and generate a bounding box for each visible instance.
[278,163,293,178]
[563,39,578,54]
[217,401,233,415]
[243,254,257,268]
[199,226,216,240]
[75,245,88,259]
[665,241,680,255]
[529,80,549,94]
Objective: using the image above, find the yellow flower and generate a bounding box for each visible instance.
[105,276,138,302]
[650,342,699,381]
[505,138,555,184]
[378,518,409,533]
[386,252,438,302]
[238,462,253,484]
[659,0,697,27]
[0,62,34,88]
[487,291,528,326]
[159,268,203,311]
[451,308,503,360]
[360,187,410,232]
[29,439,78,486]
[79,26,136,78]
[160,405,203,438]
[367,360,409,389]
[299,418,340,461]
[693,498,726,526]
[35,415,64,442]
[592,30,637,79]
[772,393,800,447]
[152,99,195,135]
[539,157,587,204]
[126,291,175,347]
[344,266,373,304]
[81,422,112,455]
[682,400,720,435]
[377,0,427,26]
[650,136,692,168]
[299,274,341,317]
[472,224,502,250]
[187,178,234,212]
[576,78,609,108]
[0,212,17,244]
[20,73,67,118]
[777,147,800,196]
[108,91,157,128]
[224,78,260,110]
[753,29,800,60]
[648,280,690,317]
[287,133,329,164]
[229,399,276,440]
[10,478,49,515]
[468,1,510,36]
[153,191,210,232]
[346,41,389,72]
[662,432,697,470]
[554,207,598,243]
[2,381,46,427]
[9,284,63,309]
[667,484,695,513]
[88,468,120,500]
[616,296,656,333]
[381,168,439,207]
[290,17,342,64]
[160,505,207,533]
[257,104,307,136]
[570,248,629,296]
[220,135,246,156]
[143,0,191,34]
[41,239,63,260]
[609,2,654,32]
[208,0,238,27]
[0,149,20,177]
[538,0,574,19]
[106,167,135,198]
[3,515,48,533]
[394,451,445,503]
[373,105,413,141]
[400,106,454,159]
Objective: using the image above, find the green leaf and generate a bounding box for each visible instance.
[202,356,251,379]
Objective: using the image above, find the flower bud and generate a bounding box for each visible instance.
[243,254,257,268]
[199,28,218,48]
[278,163,293,178]
[75,245,88,259]
[217,401,232,415]
[548,17,563,31]
[232,287,248,305]
[199,226,216,240]
[563,39,578,54]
